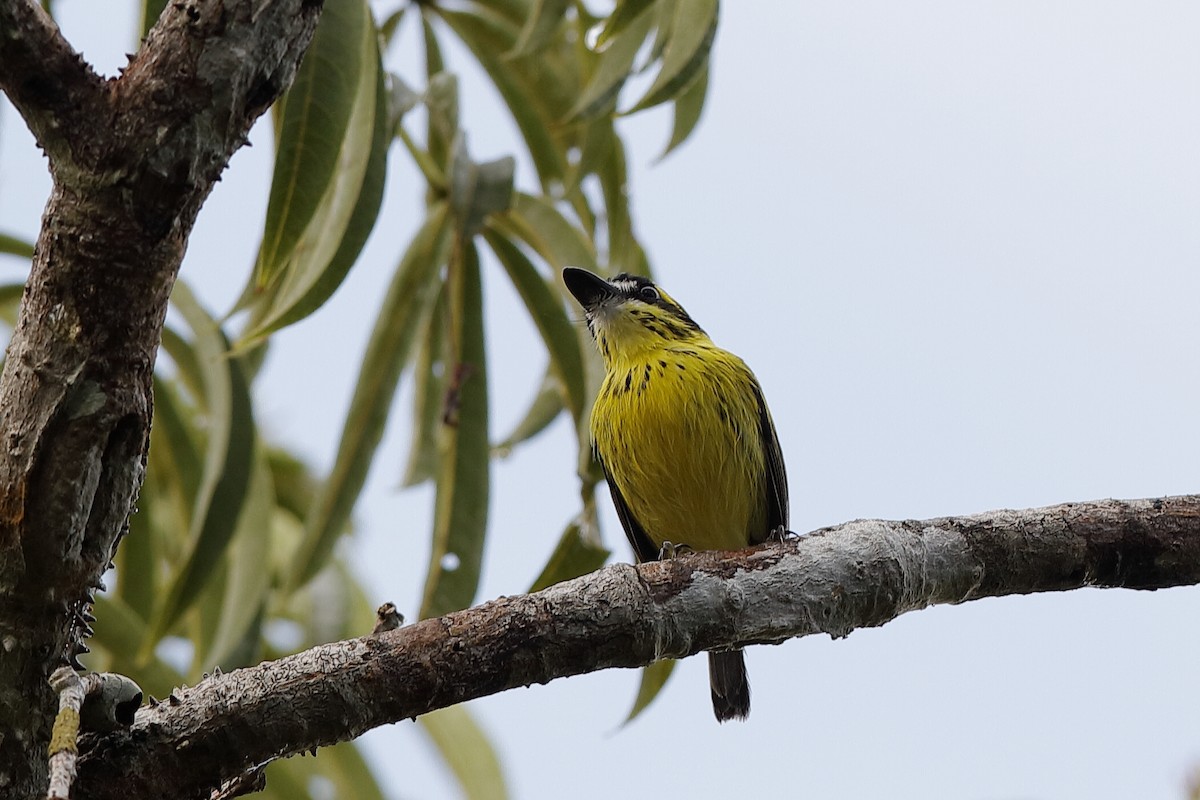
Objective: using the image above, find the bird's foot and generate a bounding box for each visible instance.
[768,525,798,544]
[658,541,694,560]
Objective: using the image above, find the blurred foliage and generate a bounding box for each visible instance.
[0,0,720,796]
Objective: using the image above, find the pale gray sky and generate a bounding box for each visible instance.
[3,2,1199,798]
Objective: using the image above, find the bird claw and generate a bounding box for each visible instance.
[658,541,694,560]
[768,525,798,544]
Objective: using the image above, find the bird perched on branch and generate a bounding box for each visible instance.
[563,267,789,722]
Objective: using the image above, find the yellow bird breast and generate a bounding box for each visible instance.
[591,347,769,555]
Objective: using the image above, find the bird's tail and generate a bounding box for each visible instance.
[708,649,750,722]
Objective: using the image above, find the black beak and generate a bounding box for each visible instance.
[563,267,615,310]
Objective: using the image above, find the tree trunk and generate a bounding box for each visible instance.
[0,2,323,795]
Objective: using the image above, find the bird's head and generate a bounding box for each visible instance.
[563,267,706,364]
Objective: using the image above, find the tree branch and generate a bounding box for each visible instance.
[0,2,324,795]
[75,495,1200,800]
[0,0,106,165]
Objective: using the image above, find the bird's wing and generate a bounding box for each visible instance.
[597,453,660,563]
[755,384,790,537]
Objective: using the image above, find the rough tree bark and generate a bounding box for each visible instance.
[0,1,323,796]
[73,495,1200,800]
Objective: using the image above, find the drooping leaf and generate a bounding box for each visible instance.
[528,521,609,592]
[323,740,389,800]
[265,446,318,522]
[625,0,718,114]
[0,233,34,259]
[499,192,599,273]
[92,595,184,700]
[435,7,569,187]
[421,13,453,169]
[483,225,585,420]
[239,5,387,342]
[160,325,206,407]
[507,0,570,57]
[419,240,490,620]
[401,284,449,488]
[659,61,709,159]
[0,282,26,327]
[139,0,169,36]
[564,116,615,194]
[589,0,656,51]
[118,457,159,620]
[148,375,202,512]
[596,134,642,275]
[290,204,454,589]
[472,0,536,26]
[566,3,655,122]
[492,367,563,456]
[262,748,318,800]
[203,447,274,667]
[252,0,370,293]
[419,705,508,800]
[624,658,677,723]
[425,71,460,169]
[146,283,256,648]
[379,4,407,47]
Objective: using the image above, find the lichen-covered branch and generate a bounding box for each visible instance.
[75,495,1200,800]
[0,2,323,796]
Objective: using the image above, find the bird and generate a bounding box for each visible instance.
[562,266,789,722]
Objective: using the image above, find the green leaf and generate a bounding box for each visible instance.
[118,463,159,620]
[265,446,318,522]
[263,756,316,800]
[449,137,516,240]
[564,116,615,194]
[597,135,642,275]
[160,325,206,407]
[252,0,370,292]
[323,740,388,800]
[290,204,454,589]
[92,595,184,700]
[419,240,490,620]
[507,0,570,57]
[146,283,256,649]
[149,375,202,510]
[659,61,709,159]
[589,0,656,51]
[139,0,169,37]
[419,705,508,800]
[421,13,452,169]
[483,225,585,420]
[0,282,26,327]
[204,447,274,667]
[492,367,563,456]
[566,3,655,122]
[0,233,34,259]
[435,7,569,186]
[625,0,718,114]
[425,71,460,165]
[239,7,387,342]
[500,192,599,273]
[625,658,676,723]
[528,521,609,592]
[401,284,448,488]
[379,4,407,47]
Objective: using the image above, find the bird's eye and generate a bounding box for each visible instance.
[638,286,660,303]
